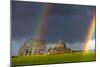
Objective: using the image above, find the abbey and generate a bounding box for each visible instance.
[19,39,72,56]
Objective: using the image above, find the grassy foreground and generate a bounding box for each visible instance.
[11,52,96,66]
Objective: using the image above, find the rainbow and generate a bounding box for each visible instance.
[83,13,96,52]
[33,4,51,40]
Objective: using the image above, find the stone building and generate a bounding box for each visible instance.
[18,39,46,56]
[47,40,67,55]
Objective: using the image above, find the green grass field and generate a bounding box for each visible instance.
[11,52,96,66]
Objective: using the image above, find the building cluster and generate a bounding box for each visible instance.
[19,39,72,56]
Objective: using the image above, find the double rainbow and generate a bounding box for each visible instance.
[32,4,95,52]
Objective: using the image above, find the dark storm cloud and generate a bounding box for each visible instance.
[45,15,91,43]
[12,1,44,19]
[11,1,96,55]
[11,1,96,43]
[11,1,45,39]
[49,4,95,16]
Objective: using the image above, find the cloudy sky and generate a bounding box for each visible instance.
[11,1,96,55]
